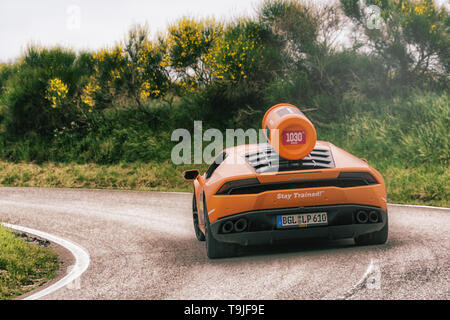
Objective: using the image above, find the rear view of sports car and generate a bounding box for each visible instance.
[184,104,388,259]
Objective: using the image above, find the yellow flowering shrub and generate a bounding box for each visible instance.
[140,81,151,100]
[164,18,222,92]
[131,39,168,101]
[84,45,127,108]
[166,18,219,69]
[205,19,264,83]
[81,77,100,107]
[396,0,443,35]
[45,78,69,108]
[78,27,170,108]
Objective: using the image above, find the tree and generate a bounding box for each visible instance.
[82,25,170,111]
[258,0,320,70]
[122,25,169,106]
[340,0,449,85]
[164,17,221,92]
[205,19,267,83]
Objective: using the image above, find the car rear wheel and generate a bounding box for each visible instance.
[203,197,238,259]
[354,213,388,245]
[192,194,205,241]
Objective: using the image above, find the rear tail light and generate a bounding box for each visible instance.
[216,172,378,196]
[338,172,379,185]
[216,178,260,195]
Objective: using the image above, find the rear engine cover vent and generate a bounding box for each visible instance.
[245,144,335,173]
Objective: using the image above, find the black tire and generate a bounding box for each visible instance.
[203,197,238,259]
[354,213,389,246]
[192,194,205,241]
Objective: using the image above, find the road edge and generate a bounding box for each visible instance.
[388,203,450,211]
[1,223,90,300]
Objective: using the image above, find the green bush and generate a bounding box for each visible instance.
[1,47,91,137]
[319,90,449,167]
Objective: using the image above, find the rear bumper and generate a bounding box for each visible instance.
[210,205,387,246]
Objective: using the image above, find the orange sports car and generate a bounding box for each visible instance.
[183,104,388,259]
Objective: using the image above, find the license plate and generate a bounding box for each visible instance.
[282,130,306,145]
[277,212,328,228]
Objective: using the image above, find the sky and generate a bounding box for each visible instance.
[0,0,259,62]
[1,0,448,63]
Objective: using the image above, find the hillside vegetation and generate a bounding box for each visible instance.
[0,0,448,206]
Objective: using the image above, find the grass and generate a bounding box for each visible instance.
[0,160,207,193]
[0,225,59,300]
[0,160,448,207]
[373,163,449,207]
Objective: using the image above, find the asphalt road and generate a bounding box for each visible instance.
[0,187,448,300]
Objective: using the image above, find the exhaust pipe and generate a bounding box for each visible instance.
[234,218,248,233]
[369,211,379,223]
[356,211,369,224]
[221,221,234,234]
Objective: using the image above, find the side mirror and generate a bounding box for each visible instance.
[183,169,200,181]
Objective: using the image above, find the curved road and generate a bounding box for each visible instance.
[0,187,448,300]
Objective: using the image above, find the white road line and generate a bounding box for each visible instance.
[1,223,90,300]
[388,203,450,211]
[338,259,376,300]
